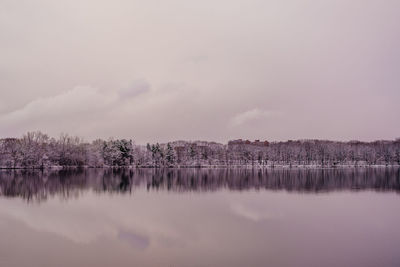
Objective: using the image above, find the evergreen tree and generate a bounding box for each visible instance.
[166,143,175,166]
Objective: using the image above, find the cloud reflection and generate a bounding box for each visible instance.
[118,229,150,250]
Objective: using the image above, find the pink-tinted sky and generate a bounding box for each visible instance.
[0,0,399,143]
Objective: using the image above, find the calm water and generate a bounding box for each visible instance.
[0,168,399,267]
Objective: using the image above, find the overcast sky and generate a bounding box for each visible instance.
[0,0,399,143]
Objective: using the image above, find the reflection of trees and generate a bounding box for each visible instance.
[0,168,399,202]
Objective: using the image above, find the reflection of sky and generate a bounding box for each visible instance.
[117,229,149,250]
[230,201,283,222]
[0,190,400,267]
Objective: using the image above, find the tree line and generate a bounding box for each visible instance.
[0,131,399,169]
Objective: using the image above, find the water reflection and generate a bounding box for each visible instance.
[0,168,400,267]
[0,167,399,202]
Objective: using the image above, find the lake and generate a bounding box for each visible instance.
[0,168,399,267]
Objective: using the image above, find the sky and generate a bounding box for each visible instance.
[0,0,399,144]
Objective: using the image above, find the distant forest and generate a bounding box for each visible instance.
[0,131,399,169]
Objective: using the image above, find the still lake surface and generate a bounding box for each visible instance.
[0,168,399,267]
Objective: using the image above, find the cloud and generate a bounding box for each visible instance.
[0,80,207,142]
[0,84,281,143]
[118,79,151,99]
[0,86,118,137]
[187,55,208,64]
[1,0,400,141]
[230,108,276,127]
[0,86,116,120]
